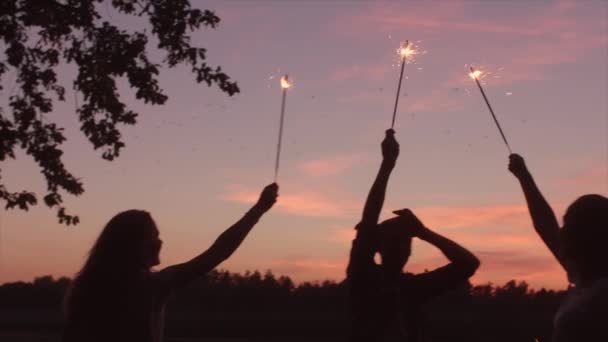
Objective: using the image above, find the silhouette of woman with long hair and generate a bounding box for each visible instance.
[347,129,480,341]
[63,183,278,342]
[509,154,608,341]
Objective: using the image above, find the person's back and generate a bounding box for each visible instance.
[553,278,608,342]
[64,271,168,342]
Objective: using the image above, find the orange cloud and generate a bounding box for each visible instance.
[298,155,366,178]
[221,185,359,218]
[268,256,347,283]
[412,204,529,230]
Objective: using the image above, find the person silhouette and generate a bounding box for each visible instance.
[347,129,480,341]
[508,154,608,341]
[62,183,278,342]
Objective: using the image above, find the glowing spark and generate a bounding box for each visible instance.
[469,69,482,80]
[398,42,415,58]
[280,76,291,89]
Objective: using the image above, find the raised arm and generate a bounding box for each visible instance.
[360,129,399,227]
[158,183,278,290]
[508,154,566,270]
[347,130,399,278]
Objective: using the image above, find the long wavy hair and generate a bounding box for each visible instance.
[64,210,157,319]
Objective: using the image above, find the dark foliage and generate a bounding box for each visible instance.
[0,0,239,224]
[0,272,566,341]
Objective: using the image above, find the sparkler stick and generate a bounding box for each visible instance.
[469,66,512,154]
[391,40,410,129]
[274,75,290,181]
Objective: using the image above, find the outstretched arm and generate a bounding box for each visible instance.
[509,154,566,271]
[158,183,278,290]
[347,129,399,277]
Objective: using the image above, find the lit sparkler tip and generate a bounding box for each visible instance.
[399,40,415,58]
[280,75,291,89]
[469,66,482,80]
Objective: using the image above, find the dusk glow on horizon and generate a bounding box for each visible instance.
[1,0,606,291]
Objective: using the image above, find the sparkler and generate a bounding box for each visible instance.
[469,66,512,154]
[273,75,290,181]
[390,40,414,129]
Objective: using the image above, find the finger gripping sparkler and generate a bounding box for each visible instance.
[469,66,512,154]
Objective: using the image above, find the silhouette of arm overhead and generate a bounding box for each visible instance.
[157,183,278,290]
[360,129,399,227]
[400,209,480,297]
[348,130,399,276]
[508,154,567,271]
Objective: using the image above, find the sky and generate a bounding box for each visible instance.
[0,0,607,290]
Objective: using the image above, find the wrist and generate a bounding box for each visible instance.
[416,227,434,241]
[382,159,396,168]
[250,204,266,216]
[516,171,533,182]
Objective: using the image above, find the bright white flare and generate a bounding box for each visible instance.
[280,76,291,89]
[469,69,482,80]
[399,43,415,58]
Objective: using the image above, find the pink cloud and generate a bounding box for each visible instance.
[221,185,359,218]
[311,204,533,244]
[298,155,366,178]
[322,226,357,243]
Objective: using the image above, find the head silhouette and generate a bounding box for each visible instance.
[377,215,414,277]
[84,210,161,274]
[65,210,161,318]
[560,194,608,285]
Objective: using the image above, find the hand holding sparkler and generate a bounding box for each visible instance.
[508,153,530,180]
[254,183,279,213]
[381,129,399,166]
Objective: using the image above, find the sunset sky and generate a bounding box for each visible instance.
[1,0,606,290]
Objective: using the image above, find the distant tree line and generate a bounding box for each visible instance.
[0,271,567,341]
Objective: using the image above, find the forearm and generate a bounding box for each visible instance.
[209,205,264,260]
[420,229,479,271]
[183,205,264,275]
[517,171,560,234]
[360,160,395,226]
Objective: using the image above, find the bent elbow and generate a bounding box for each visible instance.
[465,256,481,277]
